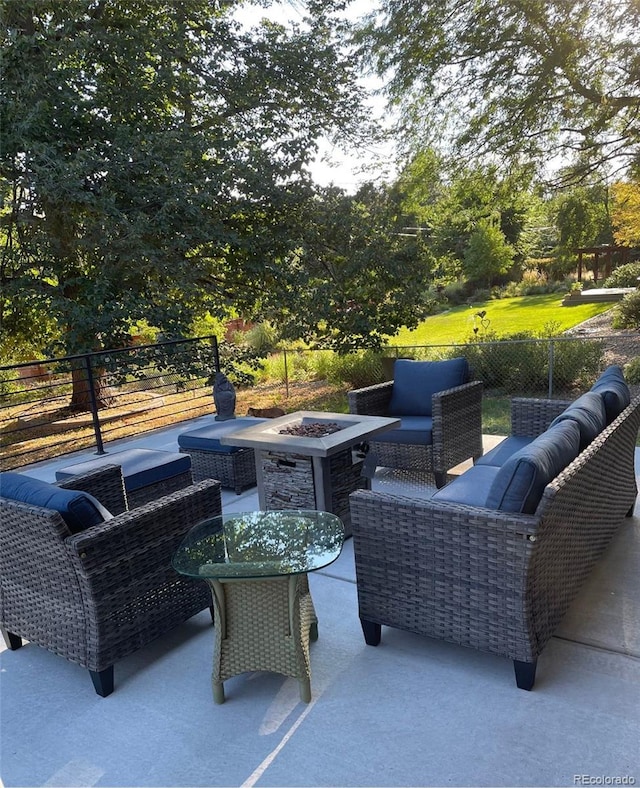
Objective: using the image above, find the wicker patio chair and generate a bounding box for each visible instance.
[0,464,221,696]
[348,357,483,487]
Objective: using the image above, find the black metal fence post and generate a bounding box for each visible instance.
[211,335,220,373]
[84,355,105,455]
[548,339,555,398]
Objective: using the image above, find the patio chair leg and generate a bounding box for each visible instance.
[209,605,215,624]
[626,499,636,517]
[90,666,114,697]
[1,628,22,650]
[434,471,447,489]
[513,659,537,690]
[361,619,381,646]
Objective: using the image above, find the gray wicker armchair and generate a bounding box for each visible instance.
[348,358,483,487]
[0,464,221,696]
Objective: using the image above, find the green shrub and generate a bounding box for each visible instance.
[604,262,640,289]
[624,357,640,384]
[243,322,280,353]
[612,290,640,329]
[457,331,604,394]
[256,350,321,384]
[442,280,471,306]
[551,338,605,390]
[325,351,385,388]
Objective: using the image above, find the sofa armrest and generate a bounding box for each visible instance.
[432,380,484,468]
[348,381,394,416]
[511,398,572,437]
[55,464,128,515]
[65,479,222,599]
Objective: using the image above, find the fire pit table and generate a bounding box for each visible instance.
[219,411,400,535]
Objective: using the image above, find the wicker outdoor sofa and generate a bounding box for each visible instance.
[0,465,222,696]
[349,373,640,690]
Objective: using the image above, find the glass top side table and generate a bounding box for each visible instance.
[172,510,344,703]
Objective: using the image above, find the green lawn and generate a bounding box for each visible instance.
[389,294,614,346]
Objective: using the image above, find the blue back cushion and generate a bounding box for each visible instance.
[388,358,469,417]
[0,472,112,534]
[590,365,631,424]
[548,391,607,451]
[485,420,581,514]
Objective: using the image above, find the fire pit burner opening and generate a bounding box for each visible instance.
[279,421,342,438]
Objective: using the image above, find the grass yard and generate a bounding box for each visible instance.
[390,295,614,347]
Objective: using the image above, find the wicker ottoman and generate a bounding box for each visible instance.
[55,448,193,508]
[177,418,267,495]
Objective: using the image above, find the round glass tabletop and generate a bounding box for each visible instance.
[172,509,345,580]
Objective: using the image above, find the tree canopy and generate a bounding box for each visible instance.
[361,0,640,183]
[0,0,373,360]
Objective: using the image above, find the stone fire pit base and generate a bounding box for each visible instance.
[259,447,367,537]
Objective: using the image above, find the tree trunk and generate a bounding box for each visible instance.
[70,365,115,411]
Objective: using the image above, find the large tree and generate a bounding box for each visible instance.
[361,0,640,183]
[0,0,368,404]
[266,182,436,352]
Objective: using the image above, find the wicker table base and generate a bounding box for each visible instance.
[208,574,317,703]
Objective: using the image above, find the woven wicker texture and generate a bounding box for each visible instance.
[209,574,316,700]
[350,395,640,671]
[510,398,573,438]
[348,380,484,481]
[180,447,256,494]
[0,469,222,688]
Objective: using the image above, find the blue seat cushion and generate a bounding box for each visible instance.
[430,465,500,507]
[590,365,631,424]
[388,358,469,418]
[475,436,535,467]
[485,420,581,514]
[0,472,112,534]
[178,417,268,454]
[55,448,190,492]
[548,391,607,451]
[371,416,433,446]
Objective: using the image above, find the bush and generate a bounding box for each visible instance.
[325,351,385,389]
[243,322,280,353]
[612,290,640,329]
[442,280,472,306]
[624,357,640,384]
[604,262,640,289]
[457,331,604,394]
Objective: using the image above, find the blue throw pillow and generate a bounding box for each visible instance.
[0,472,112,534]
[590,365,631,424]
[548,390,607,451]
[388,358,469,417]
[485,420,581,514]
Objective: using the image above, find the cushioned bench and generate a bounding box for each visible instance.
[177,417,267,494]
[55,448,192,508]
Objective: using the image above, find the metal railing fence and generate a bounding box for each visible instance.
[1,332,637,470]
[1,336,219,469]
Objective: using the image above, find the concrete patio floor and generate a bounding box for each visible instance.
[2,417,639,787]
